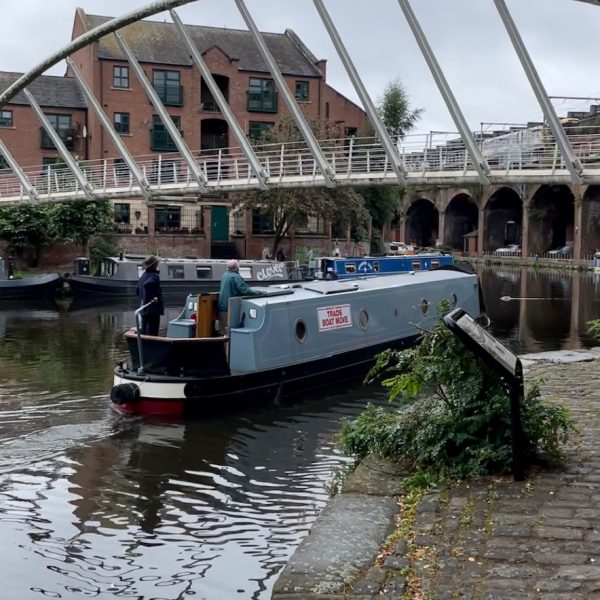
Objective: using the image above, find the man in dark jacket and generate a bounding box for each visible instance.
[217,259,262,333]
[136,255,164,336]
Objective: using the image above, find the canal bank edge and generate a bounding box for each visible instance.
[272,348,600,599]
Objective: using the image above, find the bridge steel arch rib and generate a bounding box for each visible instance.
[493,0,584,184]
[395,0,490,185]
[234,0,336,188]
[24,89,96,201]
[114,31,209,194]
[66,57,152,200]
[312,0,407,184]
[169,8,269,191]
[0,0,197,109]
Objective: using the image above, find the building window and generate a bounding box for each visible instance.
[325,102,330,119]
[40,114,74,150]
[295,81,309,102]
[150,115,181,152]
[114,112,130,135]
[247,78,277,113]
[248,121,274,141]
[153,70,183,106]
[114,203,131,224]
[0,110,13,127]
[0,155,9,170]
[155,205,181,232]
[251,208,274,234]
[113,66,129,89]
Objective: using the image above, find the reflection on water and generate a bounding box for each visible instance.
[481,266,600,353]
[0,268,599,599]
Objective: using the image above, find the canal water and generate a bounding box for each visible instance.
[0,267,599,600]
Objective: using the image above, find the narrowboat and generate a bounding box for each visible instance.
[0,273,63,300]
[111,266,486,417]
[313,253,454,280]
[65,254,303,298]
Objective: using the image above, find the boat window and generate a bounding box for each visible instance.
[450,293,458,307]
[239,267,252,279]
[344,263,356,274]
[372,262,380,272]
[359,308,369,330]
[167,265,185,280]
[412,261,422,271]
[294,319,307,343]
[196,266,212,279]
[420,298,429,314]
[431,260,440,269]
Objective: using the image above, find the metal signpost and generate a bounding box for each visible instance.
[443,307,525,481]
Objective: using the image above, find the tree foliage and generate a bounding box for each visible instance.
[338,302,576,478]
[45,200,113,249]
[237,116,370,257]
[0,204,51,265]
[377,78,423,139]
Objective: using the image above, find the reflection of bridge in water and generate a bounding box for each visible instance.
[0,0,599,206]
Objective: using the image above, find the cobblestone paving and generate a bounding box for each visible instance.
[349,360,600,599]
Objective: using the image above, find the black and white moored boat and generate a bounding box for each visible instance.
[111,267,486,417]
[66,254,302,298]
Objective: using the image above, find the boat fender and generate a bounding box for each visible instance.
[111,382,140,405]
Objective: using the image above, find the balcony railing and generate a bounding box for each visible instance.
[247,91,278,113]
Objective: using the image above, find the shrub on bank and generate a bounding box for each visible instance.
[338,302,576,479]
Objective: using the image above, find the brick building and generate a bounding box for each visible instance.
[0,9,368,263]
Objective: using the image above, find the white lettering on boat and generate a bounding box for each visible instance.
[318,304,353,331]
[256,263,286,280]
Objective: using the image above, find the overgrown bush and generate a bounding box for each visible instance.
[338,302,576,478]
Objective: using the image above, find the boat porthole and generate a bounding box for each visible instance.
[450,293,458,307]
[294,319,307,343]
[359,308,369,329]
[420,298,429,314]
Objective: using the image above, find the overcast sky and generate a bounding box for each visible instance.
[0,0,599,136]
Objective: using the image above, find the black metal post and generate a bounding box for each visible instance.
[509,360,525,481]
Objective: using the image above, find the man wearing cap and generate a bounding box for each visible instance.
[217,259,262,333]
[136,255,164,336]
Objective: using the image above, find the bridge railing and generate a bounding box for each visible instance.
[3,127,600,204]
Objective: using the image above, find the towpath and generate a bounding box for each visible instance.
[272,349,600,599]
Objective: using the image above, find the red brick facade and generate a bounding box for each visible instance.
[0,9,368,265]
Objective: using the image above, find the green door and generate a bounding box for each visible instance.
[211,205,228,241]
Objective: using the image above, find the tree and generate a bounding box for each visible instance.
[377,78,423,139]
[236,116,370,258]
[46,199,113,251]
[0,204,51,266]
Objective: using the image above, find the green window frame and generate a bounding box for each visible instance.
[295,80,309,102]
[113,66,129,89]
[0,110,13,127]
[247,78,277,113]
[150,115,181,152]
[153,70,183,106]
[114,112,130,135]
